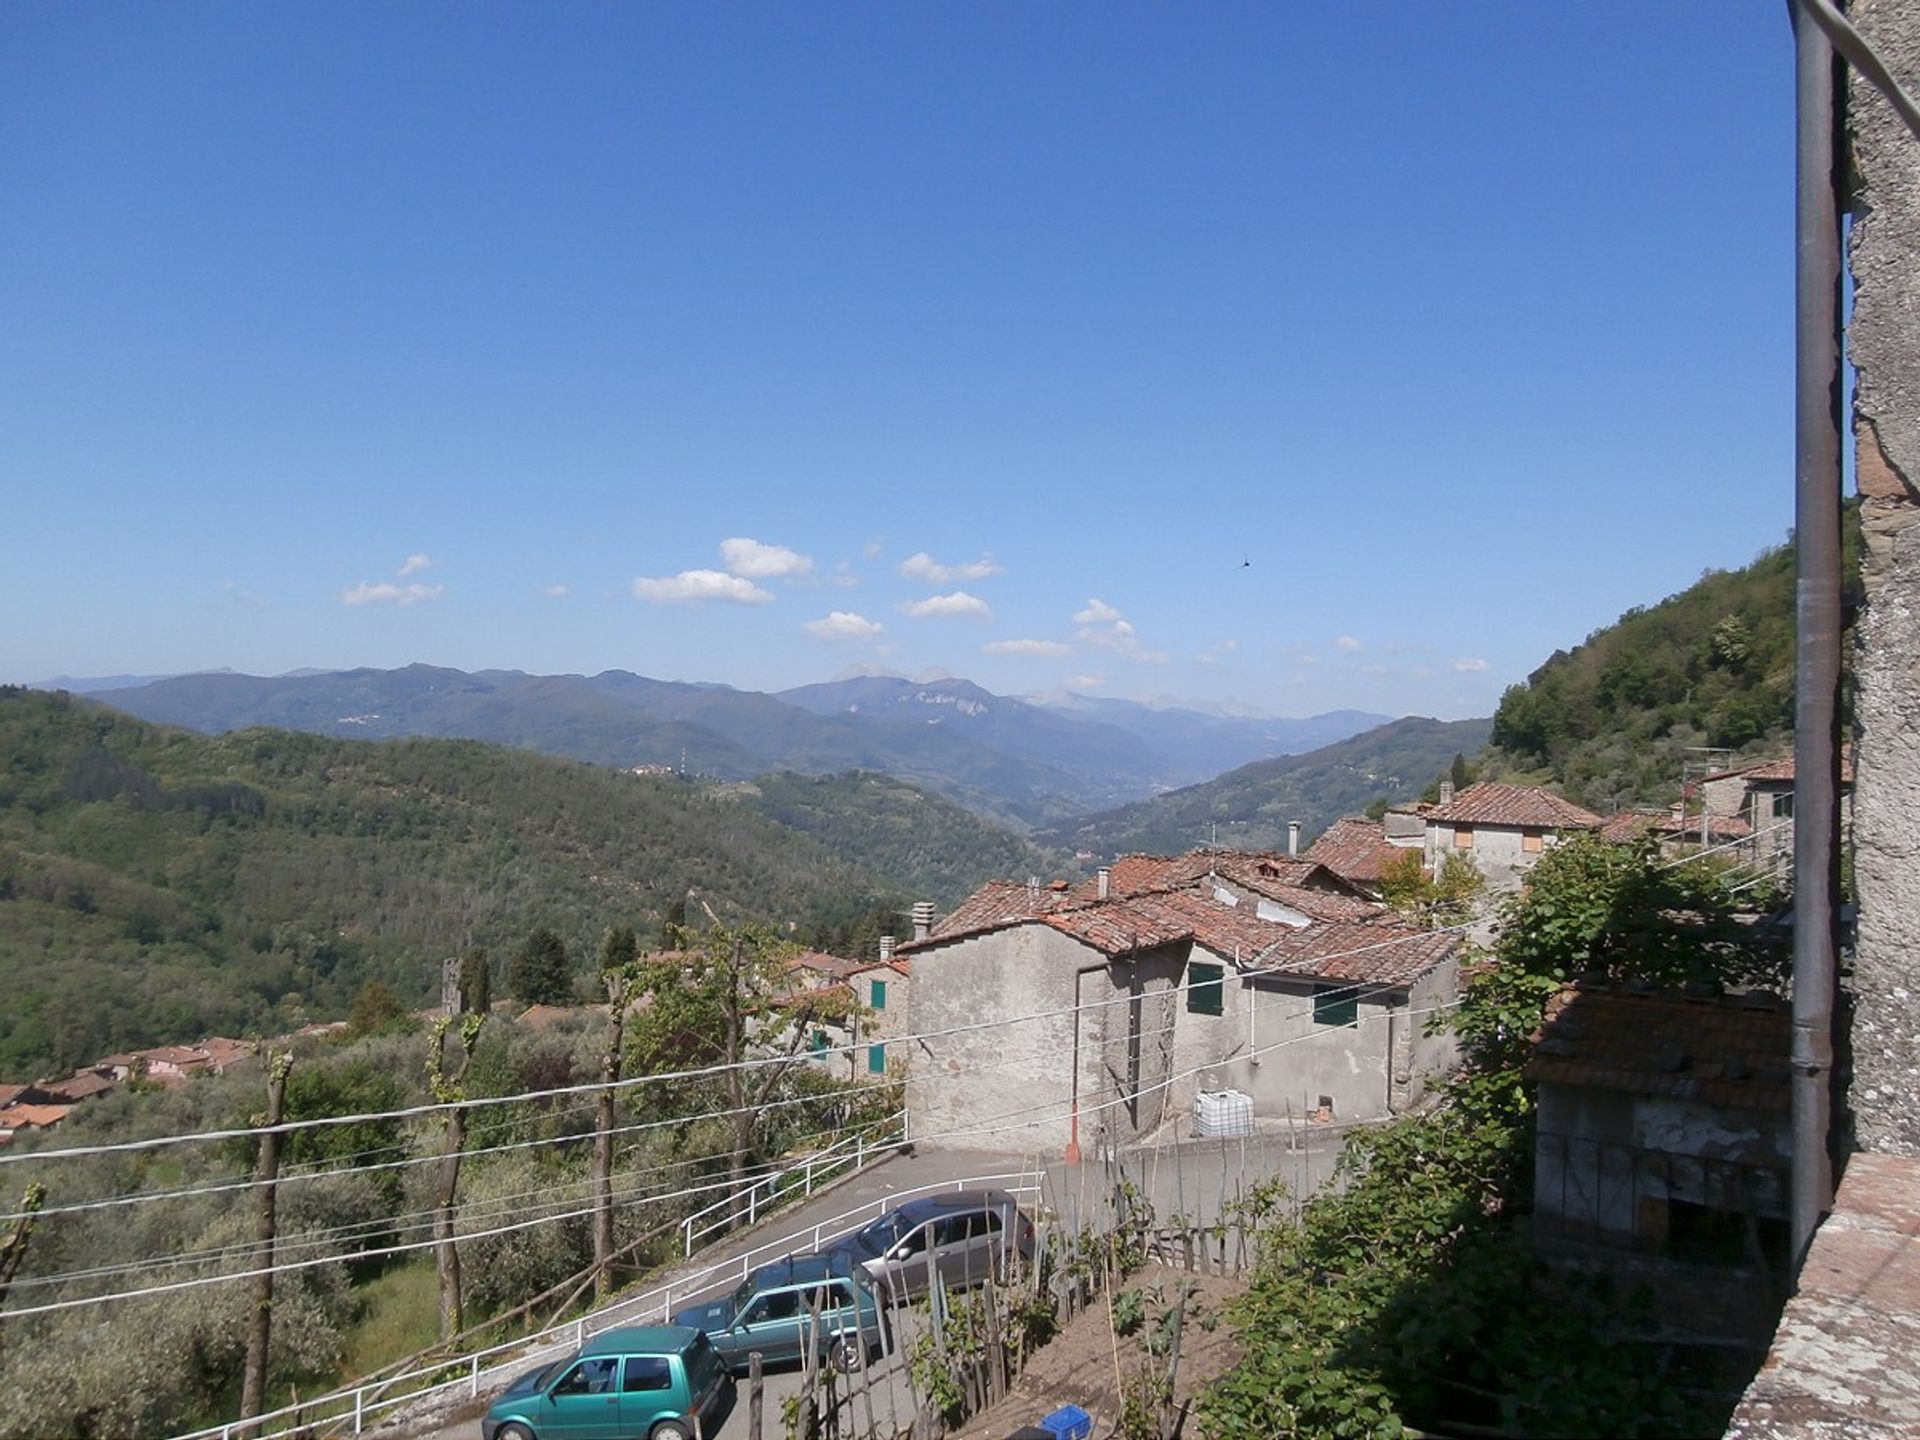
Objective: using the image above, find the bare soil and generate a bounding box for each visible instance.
[953,1262,1247,1440]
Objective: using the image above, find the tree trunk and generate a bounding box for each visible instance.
[240,1054,292,1428]
[725,936,750,1228]
[436,1103,467,1339]
[594,971,627,1302]
[0,1182,47,1360]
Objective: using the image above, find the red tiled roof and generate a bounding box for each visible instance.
[0,1103,72,1130]
[0,1085,26,1109]
[1600,810,1754,844]
[1705,753,1856,786]
[1524,983,1791,1112]
[1248,922,1459,987]
[199,1037,255,1070]
[913,879,1084,948]
[1599,810,1662,843]
[1427,783,1602,831]
[33,1071,116,1102]
[1303,818,1409,885]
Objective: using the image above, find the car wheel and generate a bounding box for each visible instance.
[497,1426,535,1440]
[651,1421,693,1440]
[828,1334,864,1374]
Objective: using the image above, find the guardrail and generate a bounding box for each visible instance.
[174,1148,1038,1440]
[679,1114,906,1256]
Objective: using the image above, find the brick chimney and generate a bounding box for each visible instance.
[1287,821,1300,856]
[1097,867,1111,900]
[911,901,935,942]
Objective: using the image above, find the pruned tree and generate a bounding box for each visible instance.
[427,1012,486,1339]
[458,946,492,1015]
[594,925,641,1300]
[239,1051,293,1428]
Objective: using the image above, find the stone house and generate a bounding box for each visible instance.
[899,861,1457,1157]
[1700,754,1854,877]
[1527,980,1793,1347]
[1422,781,1604,889]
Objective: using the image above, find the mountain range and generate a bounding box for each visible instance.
[54,665,1393,830]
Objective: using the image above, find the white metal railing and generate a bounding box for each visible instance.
[171,1143,1037,1440]
[679,1113,906,1256]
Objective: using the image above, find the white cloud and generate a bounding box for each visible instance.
[632,570,774,604]
[341,581,443,607]
[396,553,434,578]
[1335,634,1364,653]
[1074,598,1169,663]
[542,584,571,599]
[720,537,813,579]
[1066,673,1106,691]
[863,540,884,559]
[984,638,1072,657]
[904,591,993,620]
[805,611,885,640]
[1451,657,1491,673]
[221,580,269,611]
[899,551,1004,584]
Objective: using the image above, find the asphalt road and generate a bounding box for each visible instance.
[394,1123,1352,1440]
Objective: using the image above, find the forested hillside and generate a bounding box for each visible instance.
[1485,521,1857,809]
[1038,716,1494,859]
[0,689,1056,1075]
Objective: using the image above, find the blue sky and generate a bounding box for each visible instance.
[2,2,1798,719]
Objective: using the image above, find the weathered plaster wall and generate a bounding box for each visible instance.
[1846,0,1920,1156]
[1423,823,1554,890]
[905,925,1094,1153]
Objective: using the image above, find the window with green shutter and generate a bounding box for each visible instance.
[1187,962,1224,1016]
[867,1043,886,1074]
[1313,987,1358,1027]
[871,978,888,1011]
[811,1028,829,1052]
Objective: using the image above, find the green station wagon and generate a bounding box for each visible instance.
[671,1253,889,1374]
[480,1324,732,1440]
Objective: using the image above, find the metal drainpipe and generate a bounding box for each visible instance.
[1789,0,1844,1266]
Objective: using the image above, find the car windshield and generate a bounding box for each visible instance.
[504,1360,561,1397]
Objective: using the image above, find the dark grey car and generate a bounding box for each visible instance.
[824,1189,1035,1301]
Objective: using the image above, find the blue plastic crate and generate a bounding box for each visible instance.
[1040,1405,1092,1440]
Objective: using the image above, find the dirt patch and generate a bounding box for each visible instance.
[954,1262,1246,1440]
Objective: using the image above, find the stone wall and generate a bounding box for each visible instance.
[1846,0,1920,1156]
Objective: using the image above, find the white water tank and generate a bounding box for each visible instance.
[1192,1088,1254,1138]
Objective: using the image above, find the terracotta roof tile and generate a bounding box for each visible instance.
[1524,983,1791,1112]
[913,879,1083,948]
[1705,751,1854,785]
[1303,817,1409,885]
[0,1103,72,1130]
[32,1071,116,1102]
[1248,922,1459,987]
[1427,782,1602,830]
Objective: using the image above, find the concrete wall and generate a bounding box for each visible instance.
[1847,0,1920,1156]
[1424,822,1554,890]
[905,925,1090,1153]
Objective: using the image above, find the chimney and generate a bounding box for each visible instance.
[879,935,895,963]
[1287,821,1300,857]
[911,901,935,942]
[1097,867,1111,900]
[1439,779,1455,807]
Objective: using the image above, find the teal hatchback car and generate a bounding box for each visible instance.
[480,1324,732,1440]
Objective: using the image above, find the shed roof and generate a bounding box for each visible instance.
[1303,817,1407,885]
[1249,921,1459,987]
[1524,982,1792,1113]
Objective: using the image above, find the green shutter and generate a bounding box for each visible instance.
[867,1043,886,1074]
[811,1028,829,1052]
[1187,962,1224,1016]
[1313,987,1358,1027]
[871,978,888,1011]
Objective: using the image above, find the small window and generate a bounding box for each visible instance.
[1454,828,1474,850]
[1772,792,1794,819]
[897,1224,930,1257]
[623,1356,672,1393]
[811,1028,829,1053]
[870,978,888,1011]
[934,1215,972,1245]
[867,1043,886,1074]
[1522,831,1544,854]
[1313,987,1358,1028]
[1187,962,1224,1016]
